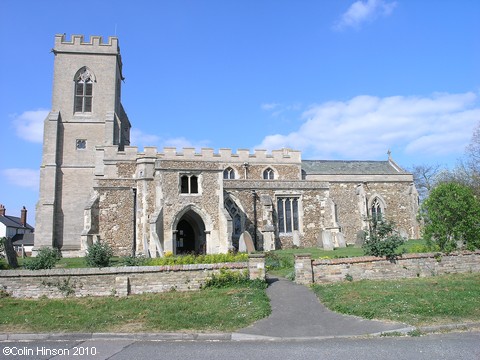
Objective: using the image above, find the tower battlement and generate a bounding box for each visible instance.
[54,34,120,54]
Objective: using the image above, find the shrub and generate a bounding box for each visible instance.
[146,252,248,266]
[85,242,113,268]
[120,255,147,266]
[363,218,405,260]
[24,247,61,270]
[204,269,267,289]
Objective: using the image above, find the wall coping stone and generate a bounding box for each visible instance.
[0,262,248,278]
[312,251,480,265]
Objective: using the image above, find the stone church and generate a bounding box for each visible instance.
[35,34,420,257]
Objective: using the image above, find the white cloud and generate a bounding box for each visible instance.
[334,0,397,31]
[2,168,40,191]
[12,109,49,143]
[257,92,480,160]
[130,128,210,151]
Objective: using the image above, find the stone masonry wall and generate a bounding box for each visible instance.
[330,181,419,243]
[0,258,266,299]
[294,251,480,284]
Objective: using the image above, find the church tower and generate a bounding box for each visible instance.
[35,34,130,255]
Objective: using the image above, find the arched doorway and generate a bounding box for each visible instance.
[175,210,206,255]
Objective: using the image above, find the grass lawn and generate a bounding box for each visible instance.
[0,285,270,333]
[312,273,480,326]
[266,239,429,278]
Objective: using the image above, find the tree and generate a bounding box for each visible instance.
[421,182,480,251]
[465,121,480,196]
[410,164,442,202]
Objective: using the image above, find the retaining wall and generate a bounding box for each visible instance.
[0,255,265,298]
[294,251,480,284]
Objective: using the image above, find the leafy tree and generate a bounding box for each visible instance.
[363,218,405,260]
[421,182,480,251]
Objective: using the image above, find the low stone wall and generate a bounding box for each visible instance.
[295,251,480,284]
[0,255,265,298]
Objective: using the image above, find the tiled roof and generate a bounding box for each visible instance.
[0,215,34,231]
[301,160,407,175]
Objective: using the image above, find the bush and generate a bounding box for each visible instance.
[363,218,405,260]
[146,252,248,266]
[120,255,147,266]
[24,247,61,270]
[85,242,113,267]
[204,269,267,289]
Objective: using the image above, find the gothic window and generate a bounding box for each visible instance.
[277,197,299,234]
[180,175,199,194]
[370,197,384,221]
[74,67,94,113]
[263,167,275,180]
[223,167,235,179]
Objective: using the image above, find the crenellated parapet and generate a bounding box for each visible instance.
[152,147,300,163]
[95,145,302,179]
[54,34,120,54]
[98,146,301,165]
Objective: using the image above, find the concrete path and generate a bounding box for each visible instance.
[234,277,413,340]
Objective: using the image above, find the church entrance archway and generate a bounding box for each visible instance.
[175,210,206,255]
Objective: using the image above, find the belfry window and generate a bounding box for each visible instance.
[263,168,275,180]
[74,68,94,113]
[277,197,299,234]
[180,175,199,194]
[223,167,235,179]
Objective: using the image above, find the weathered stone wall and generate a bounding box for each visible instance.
[224,181,331,249]
[96,179,135,256]
[294,251,480,284]
[0,259,266,298]
[330,181,419,243]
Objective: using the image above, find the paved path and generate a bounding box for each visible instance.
[234,277,412,340]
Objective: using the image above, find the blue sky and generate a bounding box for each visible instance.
[1,0,479,225]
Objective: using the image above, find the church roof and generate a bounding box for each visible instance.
[301,160,407,175]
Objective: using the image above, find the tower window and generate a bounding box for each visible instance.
[74,68,94,113]
[76,139,87,150]
[223,167,235,179]
[263,167,275,180]
[180,175,199,194]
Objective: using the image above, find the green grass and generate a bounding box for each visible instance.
[312,273,480,326]
[0,285,270,333]
[266,240,431,278]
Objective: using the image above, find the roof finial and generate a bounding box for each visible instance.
[387,149,392,160]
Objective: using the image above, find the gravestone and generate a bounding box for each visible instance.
[355,230,366,248]
[321,230,334,251]
[239,231,255,253]
[292,230,301,247]
[335,232,346,248]
[3,238,18,268]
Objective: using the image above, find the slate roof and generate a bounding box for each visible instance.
[12,233,35,246]
[0,215,34,231]
[301,160,407,175]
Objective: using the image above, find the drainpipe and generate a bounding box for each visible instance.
[132,188,137,257]
[252,190,257,248]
